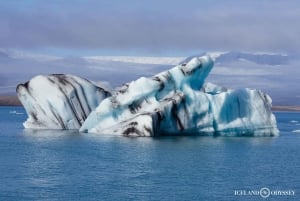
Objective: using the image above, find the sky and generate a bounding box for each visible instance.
[0,0,300,56]
[0,0,299,105]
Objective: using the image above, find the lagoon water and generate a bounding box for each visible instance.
[0,106,299,200]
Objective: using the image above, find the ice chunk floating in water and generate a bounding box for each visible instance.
[17,55,279,136]
[80,56,278,136]
[17,74,111,129]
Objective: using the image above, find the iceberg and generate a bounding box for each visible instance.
[17,55,279,136]
[80,56,278,136]
[16,74,111,129]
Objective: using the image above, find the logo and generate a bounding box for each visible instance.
[260,187,270,198]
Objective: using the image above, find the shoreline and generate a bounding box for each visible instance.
[0,96,21,106]
[0,96,300,112]
[271,106,300,112]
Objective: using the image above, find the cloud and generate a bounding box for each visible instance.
[0,0,300,53]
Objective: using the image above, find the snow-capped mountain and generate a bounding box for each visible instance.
[0,49,291,66]
[83,56,185,65]
[180,51,291,66]
[212,51,290,65]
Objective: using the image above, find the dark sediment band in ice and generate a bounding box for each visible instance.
[17,74,111,129]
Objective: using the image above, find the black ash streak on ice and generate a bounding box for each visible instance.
[111,63,191,136]
[16,55,279,137]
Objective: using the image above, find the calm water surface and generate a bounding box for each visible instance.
[0,106,299,201]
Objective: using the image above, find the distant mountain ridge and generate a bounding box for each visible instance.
[0,49,293,66]
[0,96,21,106]
[179,51,291,66]
[212,51,290,65]
[0,49,298,106]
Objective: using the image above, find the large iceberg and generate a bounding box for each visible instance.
[17,55,279,136]
[17,74,111,129]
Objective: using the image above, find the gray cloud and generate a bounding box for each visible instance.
[0,0,300,53]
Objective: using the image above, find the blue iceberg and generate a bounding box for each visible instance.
[17,55,279,136]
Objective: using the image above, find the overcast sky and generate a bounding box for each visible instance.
[0,0,299,56]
